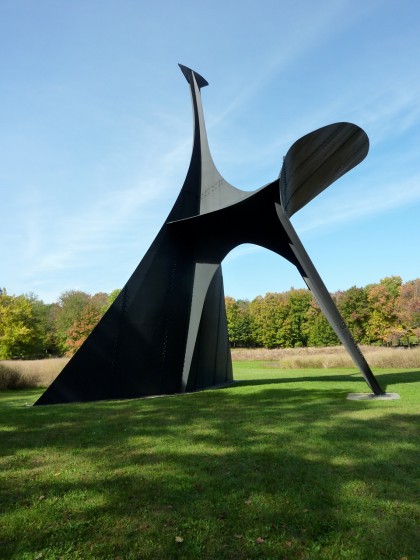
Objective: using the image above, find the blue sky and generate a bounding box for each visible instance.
[1,0,419,303]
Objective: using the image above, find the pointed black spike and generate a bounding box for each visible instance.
[178,63,209,89]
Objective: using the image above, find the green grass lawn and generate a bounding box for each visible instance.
[1,365,419,560]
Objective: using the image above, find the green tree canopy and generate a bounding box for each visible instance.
[367,276,402,344]
[225,297,253,347]
[0,290,50,358]
[336,286,371,343]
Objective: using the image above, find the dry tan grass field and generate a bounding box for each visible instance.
[0,357,69,390]
[232,345,420,369]
[0,346,419,390]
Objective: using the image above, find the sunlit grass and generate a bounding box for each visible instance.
[1,365,419,559]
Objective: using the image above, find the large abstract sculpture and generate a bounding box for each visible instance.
[35,64,384,405]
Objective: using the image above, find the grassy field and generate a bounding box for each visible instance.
[0,358,68,390]
[1,362,419,559]
[231,345,420,369]
[1,346,419,390]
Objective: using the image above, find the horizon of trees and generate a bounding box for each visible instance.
[226,276,419,349]
[0,276,419,360]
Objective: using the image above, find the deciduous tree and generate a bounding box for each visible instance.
[0,290,49,358]
[366,276,402,344]
[395,279,420,345]
[225,297,253,347]
[304,299,339,347]
[65,303,103,356]
[336,286,371,343]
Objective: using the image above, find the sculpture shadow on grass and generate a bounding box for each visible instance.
[3,383,420,558]
[233,370,420,391]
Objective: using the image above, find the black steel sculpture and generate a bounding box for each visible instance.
[35,64,384,405]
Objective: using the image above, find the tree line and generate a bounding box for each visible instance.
[0,276,419,359]
[0,288,120,359]
[226,276,419,348]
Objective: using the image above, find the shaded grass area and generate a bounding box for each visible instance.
[1,366,419,559]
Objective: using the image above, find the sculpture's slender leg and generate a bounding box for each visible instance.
[184,264,233,392]
[181,262,220,390]
[275,202,385,395]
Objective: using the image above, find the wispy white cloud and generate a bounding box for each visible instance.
[20,141,192,280]
[223,244,264,264]
[349,86,420,143]
[3,0,420,303]
[206,1,381,127]
[293,174,420,237]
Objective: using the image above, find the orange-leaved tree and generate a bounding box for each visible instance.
[65,303,103,356]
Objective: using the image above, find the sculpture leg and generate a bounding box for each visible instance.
[182,262,220,390]
[275,203,384,395]
[183,263,233,392]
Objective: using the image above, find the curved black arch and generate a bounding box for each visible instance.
[35,65,383,405]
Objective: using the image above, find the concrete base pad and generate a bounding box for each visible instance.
[347,392,400,401]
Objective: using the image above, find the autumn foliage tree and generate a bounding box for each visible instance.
[394,278,420,345]
[51,290,114,355]
[1,278,418,357]
[52,290,92,353]
[226,276,419,349]
[57,291,115,356]
[65,303,104,356]
[336,286,371,343]
[366,276,401,344]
